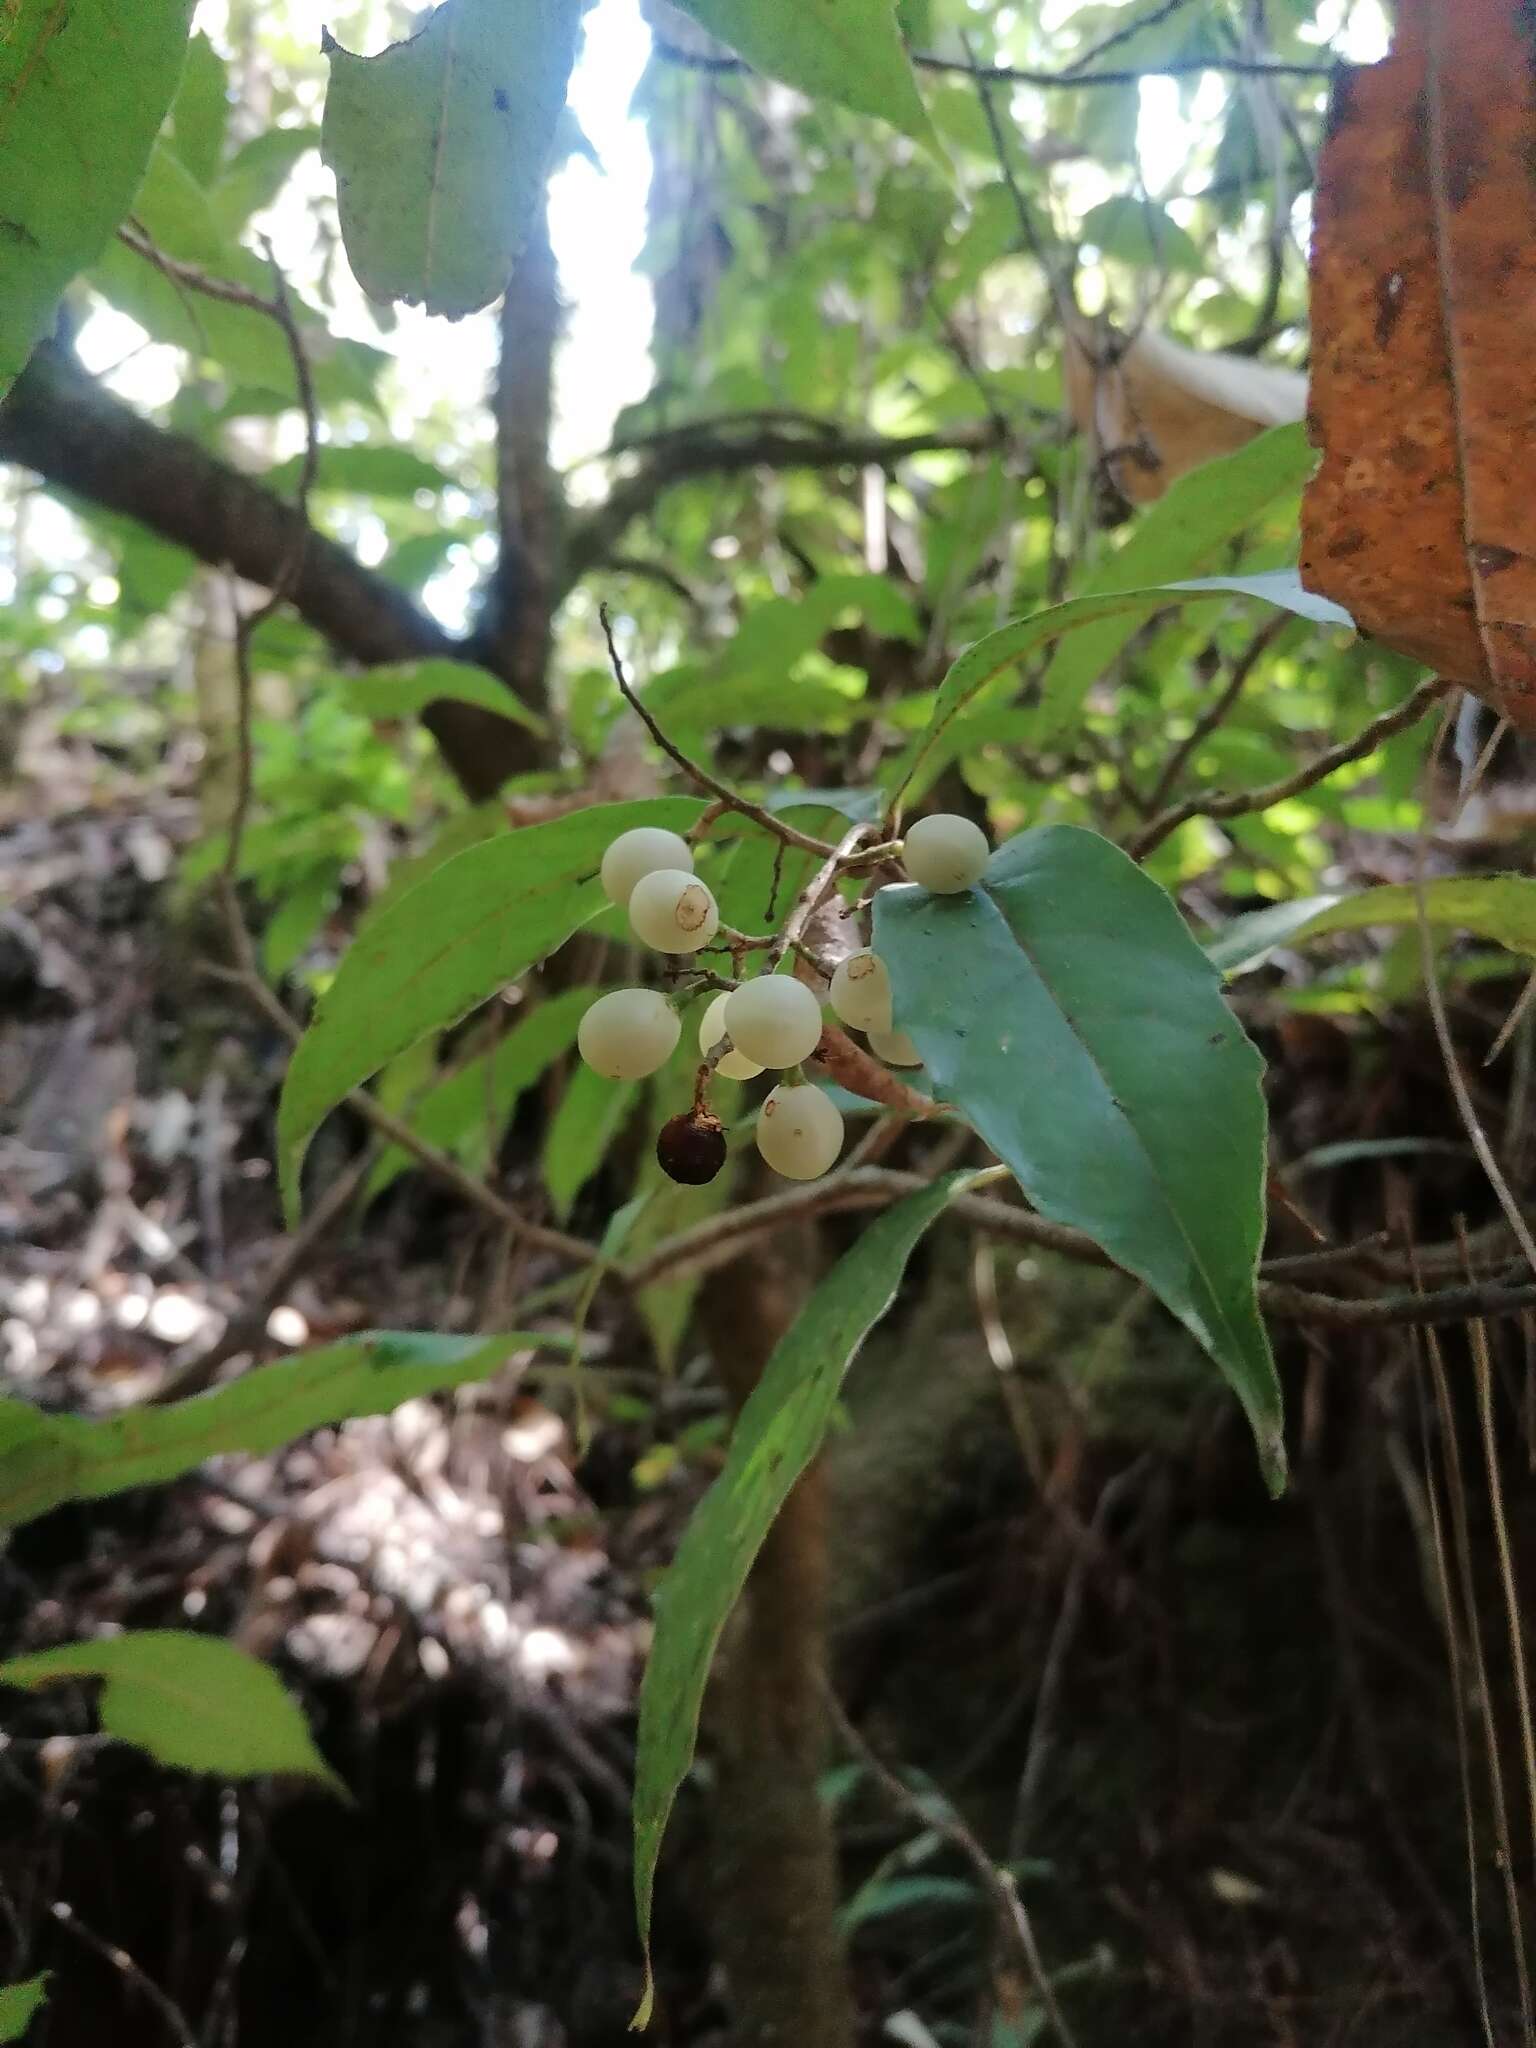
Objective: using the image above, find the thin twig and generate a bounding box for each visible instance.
[824,1689,1083,2048]
[597,604,836,857]
[221,250,320,891]
[205,962,600,1270]
[653,37,1337,86]
[51,1902,198,2048]
[1141,612,1290,816]
[1129,674,1452,860]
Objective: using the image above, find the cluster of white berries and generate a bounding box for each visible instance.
[576,813,990,1184]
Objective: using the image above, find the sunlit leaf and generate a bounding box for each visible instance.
[0,1331,569,1530]
[321,0,583,316]
[887,569,1350,803]
[669,0,937,153]
[1208,874,1536,977]
[166,30,229,186]
[0,0,197,395]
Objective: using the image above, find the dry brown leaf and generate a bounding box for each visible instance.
[1300,0,1536,726]
[1065,319,1306,504]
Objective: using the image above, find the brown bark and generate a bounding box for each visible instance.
[0,344,537,801]
[486,196,562,707]
[700,1232,857,2048]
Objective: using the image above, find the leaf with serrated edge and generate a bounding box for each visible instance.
[875,828,1284,1492]
[630,1175,969,2022]
[0,1331,572,1531]
[0,1632,343,1789]
[0,0,197,394]
[321,0,582,316]
[1208,874,1536,977]
[276,798,704,1222]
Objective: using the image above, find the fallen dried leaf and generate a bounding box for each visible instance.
[1301,0,1536,725]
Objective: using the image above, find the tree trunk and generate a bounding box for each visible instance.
[700,1234,857,2048]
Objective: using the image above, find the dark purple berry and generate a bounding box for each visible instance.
[657,1107,727,1185]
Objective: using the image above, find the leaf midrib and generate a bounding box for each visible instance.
[985,878,1261,1373]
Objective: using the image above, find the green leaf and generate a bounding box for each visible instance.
[88,143,296,394]
[669,0,936,153]
[874,828,1284,1492]
[1209,875,1536,977]
[543,1062,638,1220]
[277,798,705,1221]
[0,1631,342,1788]
[263,444,453,499]
[210,125,319,235]
[0,0,197,395]
[840,1874,979,1931]
[0,1331,565,1530]
[1080,195,1201,272]
[0,1976,48,2044]
[339,658,545,732]
[167,30,229,186]
[320,0,583,316]
[352,801,507,946]
[1034,424,1318,737]
[365,988,592,1202]
[886,570,1349,803]
[631,1174,968,2021]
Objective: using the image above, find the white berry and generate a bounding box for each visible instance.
[724,975,823,1069]
[699,992,765,1080]
[756,1083,844,1180]
[869,1025,922,1068]
[829,948,893,1034]
[577,988,680,1080]
[600,826,694,907]
[903,813,989,894]
[628,868,719,954]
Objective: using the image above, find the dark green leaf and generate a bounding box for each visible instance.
[0,1331,566,1530]
[840,1874,979,1931]
[320,0,583,316]
[277,799,704,1220]
[0,1976,48,2044]
[0,0,197,393]
[874,829,1283,1491]
[1209,875,1536,977]
[0,1632,342,1788]
[631,1175,969,2021]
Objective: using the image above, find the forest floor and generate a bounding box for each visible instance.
[2,703,1533,2046]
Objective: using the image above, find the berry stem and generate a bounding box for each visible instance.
[599,605,839,858]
